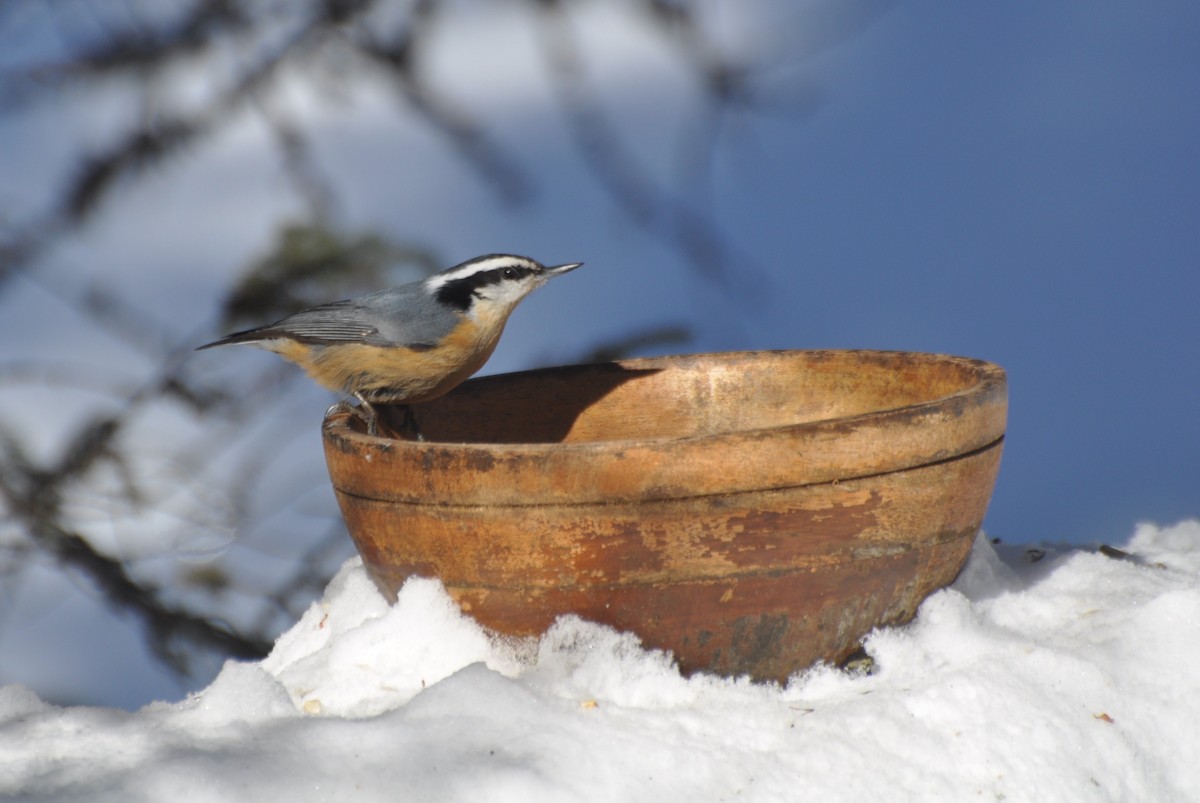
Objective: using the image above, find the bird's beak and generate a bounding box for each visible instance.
[547,262,583,276]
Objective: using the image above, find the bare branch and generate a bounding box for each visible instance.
[534,1,746,286]
[351,3,534,204]
[0,0,834,691]
[0,408,272,676]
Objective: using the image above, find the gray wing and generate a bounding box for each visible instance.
[198,284,461,350]
[270,299,379,343]
[353,284,462,349]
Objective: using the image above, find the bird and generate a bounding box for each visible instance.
[196,253,582,435]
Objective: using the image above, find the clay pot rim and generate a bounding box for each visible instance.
[324,348,1006,455]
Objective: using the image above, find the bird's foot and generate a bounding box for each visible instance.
[325,400,356,421]
[326,398,380,436]
[352,394,381,437]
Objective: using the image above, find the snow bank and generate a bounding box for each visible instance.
[2,520,1198,802]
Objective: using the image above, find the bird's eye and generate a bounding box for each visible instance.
[503,267,516,279]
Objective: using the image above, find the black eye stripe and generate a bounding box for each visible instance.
[434,265,537,310]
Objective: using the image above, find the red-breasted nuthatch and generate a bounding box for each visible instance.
[197,253,582,433]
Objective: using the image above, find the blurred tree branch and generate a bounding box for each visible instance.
[537,0,747,284]
[0,0,850,696]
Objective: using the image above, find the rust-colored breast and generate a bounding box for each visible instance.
[282,316,503,404]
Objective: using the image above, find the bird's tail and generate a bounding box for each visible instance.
[194,327,273,351]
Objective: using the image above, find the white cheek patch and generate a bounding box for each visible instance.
[484,277,545,307]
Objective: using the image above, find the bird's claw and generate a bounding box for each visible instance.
[326,399,379,436]
[325,401,354,419]
[353,394,381,437]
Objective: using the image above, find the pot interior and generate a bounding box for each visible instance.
[377,350,994,446]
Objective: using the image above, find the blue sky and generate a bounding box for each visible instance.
[727,1,1200,544]
[1,1,1197,707]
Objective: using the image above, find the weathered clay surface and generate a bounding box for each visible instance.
[324,350,1007,682]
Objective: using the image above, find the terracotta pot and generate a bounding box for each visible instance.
[323,350,1006,682]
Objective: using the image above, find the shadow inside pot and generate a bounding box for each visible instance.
[376,364,663,444]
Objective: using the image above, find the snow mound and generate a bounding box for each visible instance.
[2,520,1198,802]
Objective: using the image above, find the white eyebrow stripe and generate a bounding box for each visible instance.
[424,255,540,291]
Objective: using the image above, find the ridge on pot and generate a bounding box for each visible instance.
[323,350,1007,682]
